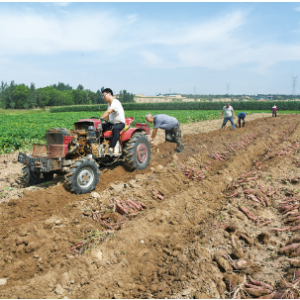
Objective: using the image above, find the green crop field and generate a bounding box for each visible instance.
[0,109,298,154]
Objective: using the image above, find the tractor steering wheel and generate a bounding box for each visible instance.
[100,118,108,124]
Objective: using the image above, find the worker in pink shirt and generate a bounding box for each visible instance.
[272,105,278,117]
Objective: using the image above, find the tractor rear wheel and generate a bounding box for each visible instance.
[123,132,151,170]
[65,157,100,194]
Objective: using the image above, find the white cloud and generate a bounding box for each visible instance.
[294,7,300,12]
[0,10,126,56]
[1,7,300,74]
[126,14,138,24]
[135,11,300,72]
[145,11,245,46]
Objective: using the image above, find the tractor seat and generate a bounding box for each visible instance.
[103,117,135,138]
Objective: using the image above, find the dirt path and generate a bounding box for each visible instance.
[2,113,300,299]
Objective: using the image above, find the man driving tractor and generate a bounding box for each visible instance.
[100,88,126,156]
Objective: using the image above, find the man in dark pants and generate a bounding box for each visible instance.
[145,114,184,153]
[221,102,236,130]
[238,112,246,127]
[100,88,125,156]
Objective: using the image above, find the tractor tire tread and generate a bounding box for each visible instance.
[123,133,151,171]
[64,157,100,194]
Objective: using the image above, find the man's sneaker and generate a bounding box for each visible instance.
[106,149,113,157]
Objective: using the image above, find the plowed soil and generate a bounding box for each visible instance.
[1,113,300,299]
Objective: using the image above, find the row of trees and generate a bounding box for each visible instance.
[0,81,135,109]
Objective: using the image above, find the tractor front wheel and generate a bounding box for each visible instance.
[123,132,151,170]
[22,166,53,185]
[65,157,100,194]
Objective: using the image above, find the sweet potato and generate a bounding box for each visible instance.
[247,194,262,204]
[248,276,273,290]
[282,204,298,214]
[137,201,147,209]
[270,227,290,232]
[245,283,261,289]
[228,191,239,198]
[290,225,300,232]
[264,197,271,206]
[280,204,293,212]
[245,176,259,181]
[256,196,266,206]
[257,220,273,227]
[125,201,139,211]
[116,203,129,215]
[243,190,254,194]
[258,186,266,194]
[239,206,258,221]
[284,209,299,217]
[126,200,141,211]
[279,243,300,254]
[153,188,164,200]
[241,171,255,178]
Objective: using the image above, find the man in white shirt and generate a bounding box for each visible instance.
[221,102,236,130]
[100,88,126,156]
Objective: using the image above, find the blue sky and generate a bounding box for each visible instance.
[1,2,300,95]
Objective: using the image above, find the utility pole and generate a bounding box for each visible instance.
[292,76,298,99]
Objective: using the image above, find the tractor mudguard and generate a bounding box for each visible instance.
[121,128,146,143]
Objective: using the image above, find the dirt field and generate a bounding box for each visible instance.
[1,113,300,299]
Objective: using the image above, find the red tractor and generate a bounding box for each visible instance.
[18,117,151,194]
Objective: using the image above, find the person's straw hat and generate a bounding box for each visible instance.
[272,105,277,108]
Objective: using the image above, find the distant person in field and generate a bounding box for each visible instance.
[221,102,236,130]
[237,112,246,128]
[145,114,184,153]
[272,105,278,117]
[100,88,125,156]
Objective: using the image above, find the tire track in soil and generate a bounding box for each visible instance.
[0,114,299,299]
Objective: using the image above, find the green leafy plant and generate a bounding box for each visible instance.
[71,229,113,255]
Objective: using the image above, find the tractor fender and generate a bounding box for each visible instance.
[121,128,148,143]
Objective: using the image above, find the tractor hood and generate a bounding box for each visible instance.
[74,119,102,131]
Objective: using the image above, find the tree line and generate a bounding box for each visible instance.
[0,81,135,109]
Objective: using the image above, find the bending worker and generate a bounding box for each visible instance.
[238,112,246,128]
[221,102,236,130]
[100,88,125,156]
[145,114,184,153]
